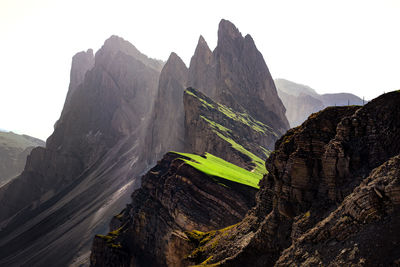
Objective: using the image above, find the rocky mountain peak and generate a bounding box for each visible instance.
[213,19,289,135]
[145,52,188,164]
[218,19,242,42]
[162,52,187,76]
[96,35,163,72]
[62,49,94,116]
[187,35,214,96]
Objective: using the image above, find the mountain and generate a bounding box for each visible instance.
[0,36,162,266]
[0,131,44,187]
[145,20,289,167]
[275,78,364,127]
[189,20,289,136]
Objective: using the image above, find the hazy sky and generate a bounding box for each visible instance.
[1,0,399,140]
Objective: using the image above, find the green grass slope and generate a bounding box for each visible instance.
[172,152,264,189]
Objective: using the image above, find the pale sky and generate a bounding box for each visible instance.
[1,0,399,140]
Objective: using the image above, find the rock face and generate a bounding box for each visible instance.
[0,36,162,266]
[146,52,188,163]
[184,87,273,171]
[61,49,95,114]
[189,20,289,136]
[183,90,400,266]
[276,154,400,266]
[145,19,289,167]
[90,152,258,267]
[0,131,44,187]
[276,78,364,127]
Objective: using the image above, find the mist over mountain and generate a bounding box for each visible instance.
[275,78,364,127]
[0,35,162,266]
[0,131,44,187]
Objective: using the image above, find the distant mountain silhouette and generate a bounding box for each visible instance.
[275,78,364,127]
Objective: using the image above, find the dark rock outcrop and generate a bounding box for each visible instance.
[276,78,364,127]
[90,152,258,267]
[276,154,400,266]
[184,90,400,266]
[0,36,162,266]
[0,131,45,187]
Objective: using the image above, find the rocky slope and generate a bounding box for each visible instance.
[276,78,364,127]
[184,87,273,171]
[90,152,259,267]
[0,131,44,187]
[182,90,400,266]
[0,36,162,266]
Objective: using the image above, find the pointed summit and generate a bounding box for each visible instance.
[62,49,94,115]
[188,35,214,97]
[218,19,242,44]
[162,52,187,75]
[145,52,188,163]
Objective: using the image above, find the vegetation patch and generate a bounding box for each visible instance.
[172,152,262,189]
[185,88,278,137]
[95,226,124,249]
[185,224,237,265]
[213,132,266,177]
[185,89,215,109]
[200,116,231,134]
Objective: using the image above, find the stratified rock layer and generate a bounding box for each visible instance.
[90,152,258,267]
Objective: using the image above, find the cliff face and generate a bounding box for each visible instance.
[146,52,188,163]
[0,36,162,266]
[188,20,289,136]
[277,154,400,266]
[184,90,400,266]
[90,152,258,267]
[276,78,364,127]
[184,87,274,171]
[0,132,45,187]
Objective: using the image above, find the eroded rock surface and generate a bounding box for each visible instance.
[184,90,400,266]
[90,152,258,267]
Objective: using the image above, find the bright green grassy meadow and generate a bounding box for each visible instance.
[172,152,263,189]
